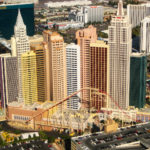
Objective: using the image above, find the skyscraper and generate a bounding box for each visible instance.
[74,6,104,24]
[43,31,67,103]
[0,54,18,108]
[13,10,30,102]
[140,16,150,54]
[127,4,150,28]
[0,3,34,39]
[31,43,46,102]
[130,53,146,109]
[90,40,109,110]
[108,0,132,109]
[21,51,38,105]
[66,43,80,110]
[76,25,97,109]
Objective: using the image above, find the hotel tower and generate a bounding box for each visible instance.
[14,10,30,102]
[90,41,109,110]
[76,25,97,109]
[108,0,132,109]
[43,31,67,103]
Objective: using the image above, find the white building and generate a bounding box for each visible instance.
[108,0,132,109]
[21,132,39,140]
[69,6,104,24]
[48,21,84,30]
[87,6,104,23]
[13,10,30,102]
[45,0,92,8]
[66,43,80,110]
[127,3,150,28]
[140,16,150,54]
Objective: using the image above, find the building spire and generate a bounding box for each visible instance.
[16,9,25,27]
[117,0,124,16]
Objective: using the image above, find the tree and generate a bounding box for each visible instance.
[132,26,140,38]
[28,135,32,140]
[13,137,18,144]
[99,32,108,38]
[39,131,48,139]
[18,136,22,142]
[48,136,55,143]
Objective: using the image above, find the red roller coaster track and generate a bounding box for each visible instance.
[25,88,135,124]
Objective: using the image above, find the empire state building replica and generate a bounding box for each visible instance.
[13,10,30,102]
[108,0,132,109]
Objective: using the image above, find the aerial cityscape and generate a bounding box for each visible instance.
[0,0,150,149]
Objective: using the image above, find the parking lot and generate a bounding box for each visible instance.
[0,140,56,150]
[72,123,150,150]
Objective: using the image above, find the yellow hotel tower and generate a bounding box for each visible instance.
[21,51,38,105]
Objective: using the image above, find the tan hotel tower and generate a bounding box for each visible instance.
[76,25,97,109]
[43,31,67,103]
[108,0,132,109]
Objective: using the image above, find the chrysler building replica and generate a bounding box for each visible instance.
[108,0,132,109]
[13,10,30,102]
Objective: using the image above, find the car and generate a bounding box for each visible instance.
[134,133,138,136]
[48,144,52,148]
[44,140,48,144]
[49,148,55,150]
[20,147,25,150]
[120,128,125,131]
[91,133,98,136]
[95,138,98,142]
[109,144,115,148]
[117,137,122,140]
[114,143,119,146]
[131,125,136,128]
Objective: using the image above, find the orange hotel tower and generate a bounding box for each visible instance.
[43,31,67,103]
[76,25,97,109]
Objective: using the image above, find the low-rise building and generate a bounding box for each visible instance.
[47,21,84,30]
[45,0,92,8]
[69,6,104,24]
[21,132,39,140]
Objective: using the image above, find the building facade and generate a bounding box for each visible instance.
[0,54,18,108]
[0,3,34,39]
[43,31,67,104]
[45,0,92,8]
[127,4,150,28]
[130,53,146,109]
[70,6,104,24]
[76,25,97,109]
[31,43,46,102]
[66,43,80,110]
[87,6,104,23]
[21,51,38,105]
[140,16,150,54]
[108,0,132,109]
[14,10,30,102]
[90,41,109,110]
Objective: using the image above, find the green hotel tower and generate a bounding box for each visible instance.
[130,53,147,108]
